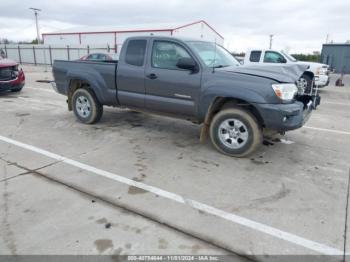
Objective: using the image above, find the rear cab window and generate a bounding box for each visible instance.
[125,40,147,66]
[249,51,261,62]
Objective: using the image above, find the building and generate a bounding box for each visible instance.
[42,20,224,52]
[321,43,350,73]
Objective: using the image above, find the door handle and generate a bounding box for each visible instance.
[146,73,158,80]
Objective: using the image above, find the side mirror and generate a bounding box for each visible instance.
[176,57,196,71]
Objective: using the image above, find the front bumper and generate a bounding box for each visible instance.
[0,70,25,92]
[254,98,318,132]
[314,74,329,87]
[0,81,25,92]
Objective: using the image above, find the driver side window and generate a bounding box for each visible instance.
[151,41,191,70]
[263,51,286,63]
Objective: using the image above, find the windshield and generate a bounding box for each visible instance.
[187,41,240,68]
[281,51,297,62]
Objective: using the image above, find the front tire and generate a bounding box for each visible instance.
[298,74,313,94]
[209,108,262,157]
[72,88,103,124]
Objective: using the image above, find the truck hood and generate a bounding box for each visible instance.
[296,61,328,68]
[218,64,308,83]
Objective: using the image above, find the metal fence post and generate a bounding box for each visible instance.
[67,45,70,60]
[43,46,48,72]
[18,45,22,64]
[87,45,90,54]
[49,45,52,65]
[33,46,37,65]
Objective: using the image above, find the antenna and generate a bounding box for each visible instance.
[212,38,217,73]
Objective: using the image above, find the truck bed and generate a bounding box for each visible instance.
[53,60,119,106]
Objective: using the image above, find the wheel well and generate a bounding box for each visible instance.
[199,97,264,143]
[67,79,93,111]
[302,71,314,80]
[205,97,264,127]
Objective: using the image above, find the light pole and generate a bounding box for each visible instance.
[269,34,274,49]
[29,7,41,44]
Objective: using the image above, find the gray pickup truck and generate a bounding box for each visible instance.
[52,36,319,157]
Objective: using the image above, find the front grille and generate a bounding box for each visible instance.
[0,66,17,81]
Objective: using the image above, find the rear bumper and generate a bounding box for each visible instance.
[253,98,317,132]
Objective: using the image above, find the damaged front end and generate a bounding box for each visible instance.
[296,80,321,111]
[0,63,25,92]
[252,65,320,132]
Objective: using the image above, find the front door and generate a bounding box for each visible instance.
[144,40,201,117]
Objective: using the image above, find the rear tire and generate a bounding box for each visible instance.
[72,88,103,124]
[209,108,262,157]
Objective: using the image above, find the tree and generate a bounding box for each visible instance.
[0,38,10,44]
[291,53,321,62]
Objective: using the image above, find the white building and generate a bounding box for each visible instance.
[42,20,224,52]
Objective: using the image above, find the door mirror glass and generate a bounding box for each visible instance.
[176,57,196,70]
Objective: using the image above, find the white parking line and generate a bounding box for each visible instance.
[305,126,350,136]
[322,101,350,106]
[0,134,344,256]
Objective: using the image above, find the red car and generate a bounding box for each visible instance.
[0,58,25,93]
[79,53,119,62]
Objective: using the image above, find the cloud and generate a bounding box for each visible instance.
[1,0,349,53]
[0,17,79,42]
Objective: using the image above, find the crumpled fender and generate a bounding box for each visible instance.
[223,64,309,83]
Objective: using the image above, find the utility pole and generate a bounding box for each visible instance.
[29,7,41,44]
[269,34,274,49]
[325,34,329,44]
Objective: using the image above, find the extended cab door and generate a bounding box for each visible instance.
[144,39,201,117]
[246,50,262,64]
[116,39,148,108]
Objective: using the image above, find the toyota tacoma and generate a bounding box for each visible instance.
[52,36,320,157]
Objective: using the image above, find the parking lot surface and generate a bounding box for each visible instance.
[1,65,350,261]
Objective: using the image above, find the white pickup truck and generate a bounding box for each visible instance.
[243,49,330,93]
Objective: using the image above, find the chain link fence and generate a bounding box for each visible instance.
[0,44,118,65]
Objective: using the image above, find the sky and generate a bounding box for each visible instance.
[1,0,349,53]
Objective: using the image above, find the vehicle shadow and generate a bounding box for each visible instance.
[96,108,202,148]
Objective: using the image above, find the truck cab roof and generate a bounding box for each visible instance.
[125,35,215,44]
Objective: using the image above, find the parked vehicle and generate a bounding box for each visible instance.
[243,49,330,93]
[79,53,119,62]
[0,58,25,93]
[52,36,319,157]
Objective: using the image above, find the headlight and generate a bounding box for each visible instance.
[315,67,326,75]
[315,67,320,75]
[272,83,298,101]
